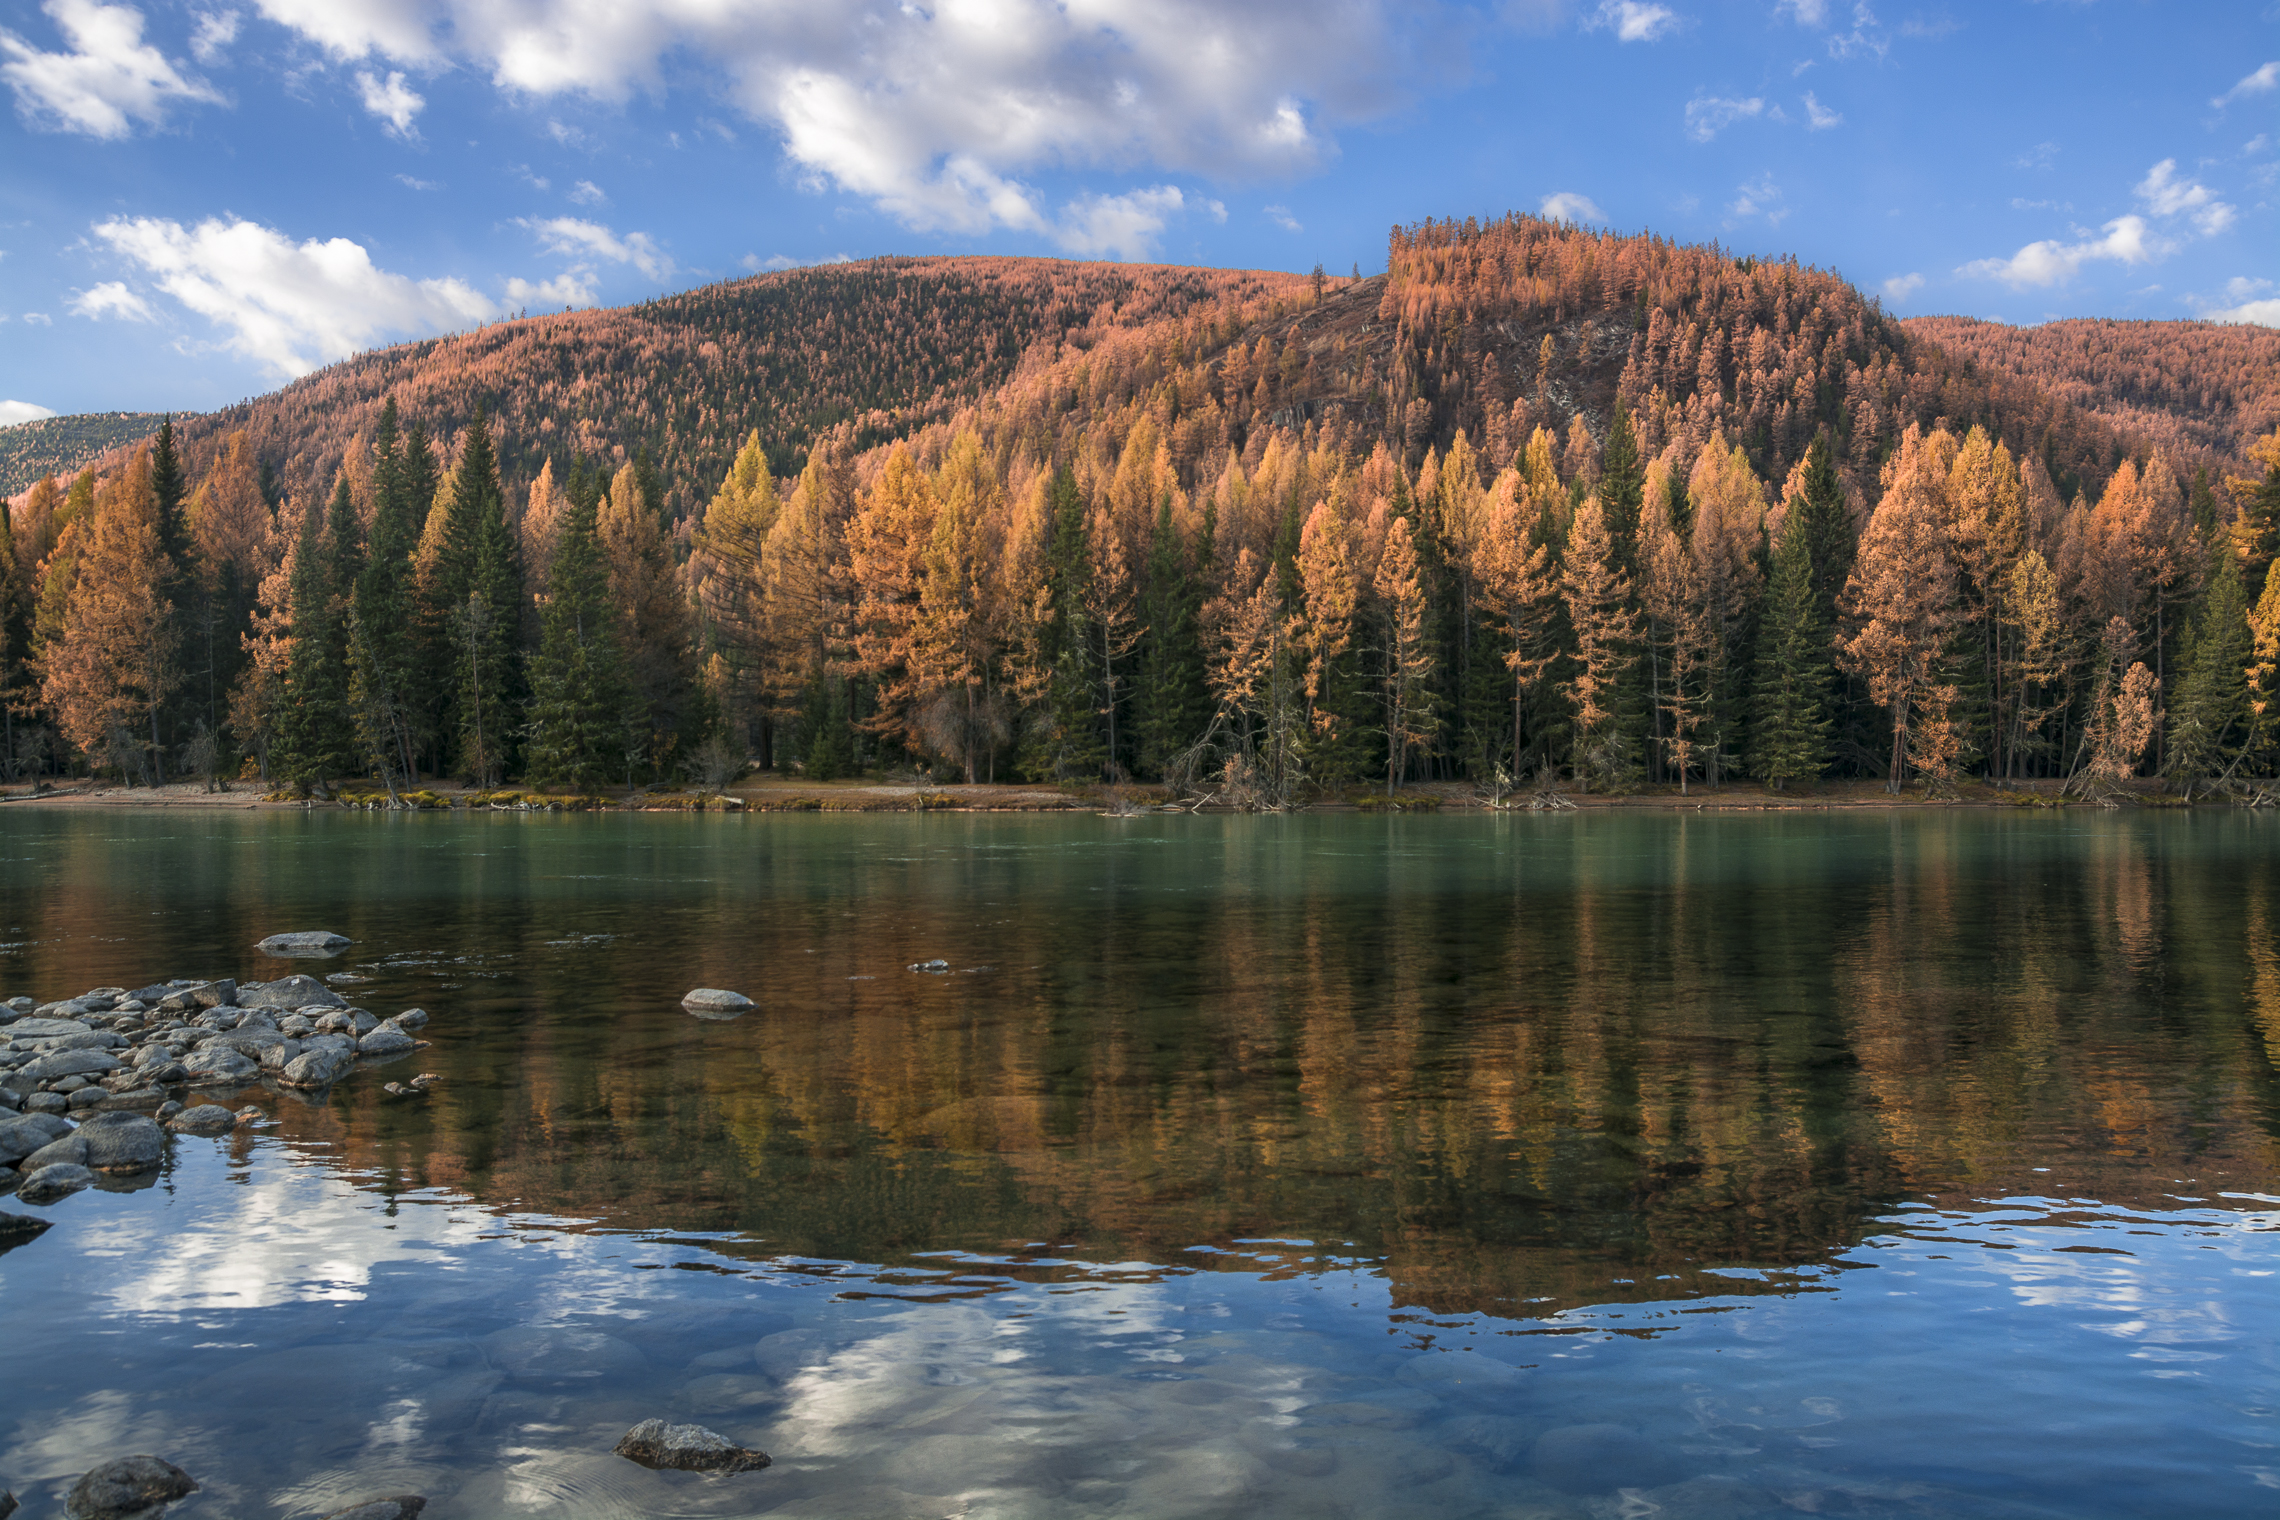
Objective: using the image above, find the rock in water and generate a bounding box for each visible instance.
[239,974,347,1011]
[280,1046,354,1089]
[0,1114,73,1166]
[612,1418,771,1474]
[0,1210,54,1245]
[76,1112,165,1171]
[64,1455,197,1519]
[257,931,352,957]
[180,1044,258,1085]
[17,1163,96,1205]
[358,1024,418,1056]
[681,988,754,1016]
[169,1105,235,1136]
[15,1048,123,1084]
[1,1486,15,1517]
[317,1497,426,1520]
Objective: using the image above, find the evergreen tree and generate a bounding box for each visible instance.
[2243,449,2280,605]
[1794,432,1852,631]
[274,478,356,792]
[525,487,626,791]
[1598,401,1646,573]
[1024,466,1103,779]
[2165,542,2251,792]
[349,400,424,792]
[440,410,523,782]
[1132,493,1209,778]
[1749,506,1833,788]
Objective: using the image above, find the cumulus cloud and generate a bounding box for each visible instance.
[189,9,239,65]
[69,279,157,320]
[1881,272,1923,302]
[1538,191,1604,223]
[1957,215,2167,289]
[355,67,422,138]
[1803,90,1840,129]
[2134,159,2234,236]
[1779,0,1828,23]
[0,400,61,426]
[741,252,855,273]
[1825,1,1886,60]
[503,271,596,308]
[515,216,674,282]
[2211,297,2280,328]
[240,1,1422,242]
[2213,61,2277,109]
[23,312,54,325]
[1684,94,1763,142]
[0,0,226,138]
[1588,1,1679,42]
[1264,204,1303,232]
[568,179,607,206]
[1055,186,1193,260]
[394,172,438,190]
[1725,173,1786,226]
[88,214,498,377]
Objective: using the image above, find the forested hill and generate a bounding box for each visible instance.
[0,412,186,498]
[1901,316,2280,479]
[126,257,1316,522]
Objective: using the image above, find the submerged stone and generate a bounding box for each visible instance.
[168,1105,236,1136]
[17,1162,96,1205]
[63,1455,197,1519]
[612,1418,771,1474]
[0,1209,52,1244]
[682,988,754,1016]
[239,975,347,1011]
[257,931,352,957]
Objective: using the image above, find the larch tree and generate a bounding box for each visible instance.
[1840,426,1962,792]
[1373,513,1438,792]
[846,444,936,760]
[1471,476,1558,777]
[1560,490,1641,789]
[1295,499,1364,783]
[187,431,271,741]
[910,432,1004,781]
[694,430,781,747]
[41,450,181,780]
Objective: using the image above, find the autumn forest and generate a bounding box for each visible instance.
[6,215,2280,803]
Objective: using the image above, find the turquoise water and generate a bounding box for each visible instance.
[1,809,2276,1517]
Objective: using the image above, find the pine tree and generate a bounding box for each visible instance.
[1794,432,1852,631]
[349,400,424,793]
[439,410,523,783]
[1026,466,1103,780]
[601,460,695,783]
[1749,505,1833,789]
[1599,401,1646,573]
[2164,542,2251,793]
[1132,493,1210,778]
[274,477,356,792]
[525,486,625,792]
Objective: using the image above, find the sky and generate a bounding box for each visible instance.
[0,0,2274,424]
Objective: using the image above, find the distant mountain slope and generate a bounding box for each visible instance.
[1900,316,2280,478]
[146,257,1313,515]
[0,411,185,497]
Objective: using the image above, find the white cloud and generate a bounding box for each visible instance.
[503,271,596,307]
[2210,297,2280,328]
[189,10,239,65]
[0,400,60,426]
[568,178,607,206]
[1725,172,1786,226]
[2134,158,2234,236]
[741,252,855,273]
[1779,0,1828,23]
[546,117,587,148]
[1685,94,1763,142]
[1538,191,1604,223]
[2213,61,2277,109]
[2010,197,2070,212]
[1803,90,1840,129]
[2012,140,2057,170]
[69,279,157,320]
[354,67,422,138]
[88,214,498,377]
[515,216,673,280]
[1882,272,1923,301]
[1264,204,1303,232]
[1826,1,1886,60]
[1588,1,1679,42]
[0,0,226,138]
[1054,186,1190,260]
[395,172,438,190]
[246,1,1419,242]
[23,311,54,325]
[2225,276,2274,303]
[1958,215,2169,289]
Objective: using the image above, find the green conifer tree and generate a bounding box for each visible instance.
[1023,466,1104,779]
[1749,505,1834,788]
[275,479,356,791]
[349,401,424,793]
[524,488,625,791]
[1132,494,1209,777]
[2165,543,2252,792]
[440,410,524,782]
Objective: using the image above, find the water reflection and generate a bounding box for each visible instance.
[1,810,2277,1515]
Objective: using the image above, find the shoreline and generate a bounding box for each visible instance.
[0,776,2239,814]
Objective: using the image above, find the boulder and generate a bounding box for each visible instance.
[138,1062,188,1086]
[0,1113,73,1165]
[23,1134,89,1171]
[0,1087,19,1112]
[193,980,236,1008]
[96,1088,167,1111]
[681,988,755,1016]
[280,1045,354,1089]
[392,1008,429,1031]
[5,1017,93,1041]
[17,1048,123,1085]
[17,1162,96,1205]
[239,975,346,1011]
[124,984,175,1005]
[63,1455,198,1520]
[77,1113,165,1171]
[257,931,352,958]
[168,1105,236,1137]
[24,1092,66,1115]
[359,1025,417,1057]
[180,1045,258,1085]
[317,1500,425,1520]
[612,1418,771,1474]
[66,1087,107,1111]
[257,1042,306,1073]
[0,1209,48,1245]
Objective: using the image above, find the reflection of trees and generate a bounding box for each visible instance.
[7,810,2278,1324]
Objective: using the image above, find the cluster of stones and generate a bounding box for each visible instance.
[0,972,430,1206]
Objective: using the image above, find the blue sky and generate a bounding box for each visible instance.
[1,0,2274,422]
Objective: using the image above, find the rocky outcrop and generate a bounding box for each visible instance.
[612,1418,771,1474]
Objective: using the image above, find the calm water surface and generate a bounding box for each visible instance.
[1,809,2276,1518]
